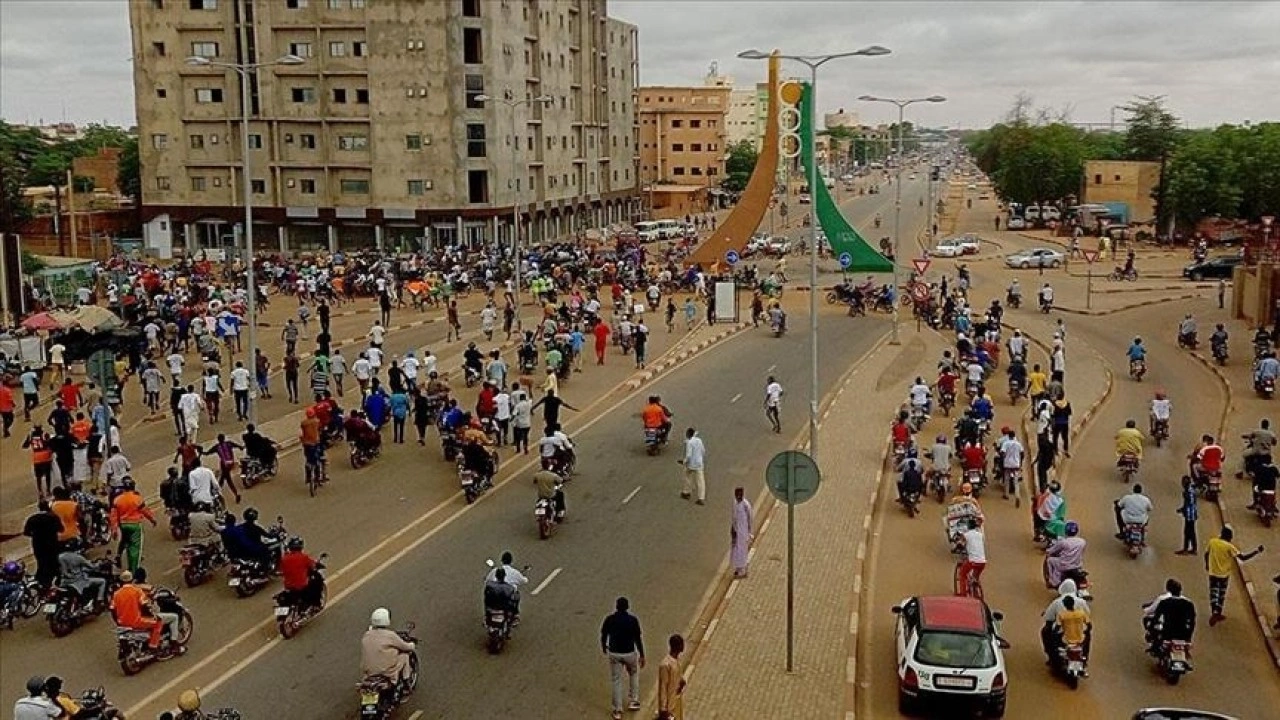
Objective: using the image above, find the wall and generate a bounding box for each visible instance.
[1083,160,1160,223]
[72,147,123,193]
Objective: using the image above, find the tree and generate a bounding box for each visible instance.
[722,140,758,193]
[1121,95,1181,161]
[77,123,133,153]
[117,136,141,205]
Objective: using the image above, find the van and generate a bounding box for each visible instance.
[634,221,663,243]
[654,219,684,240]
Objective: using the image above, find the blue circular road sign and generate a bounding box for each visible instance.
[838,252,853,268]
[725,250,740,265]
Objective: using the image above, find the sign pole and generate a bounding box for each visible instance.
[1087,264,1093,310]
[786,463,795,673]
[765,449,821,675]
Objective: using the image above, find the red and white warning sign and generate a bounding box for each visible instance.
[911,258,932,275]
[1081,249,1099,264]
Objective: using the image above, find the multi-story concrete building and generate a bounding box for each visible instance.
[637,84,729,219]
[128,0,639,258]
[725,89,758,150]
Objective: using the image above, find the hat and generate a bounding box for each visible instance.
[119,571,134,583]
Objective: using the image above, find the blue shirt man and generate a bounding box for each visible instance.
[1127,341,1147,362]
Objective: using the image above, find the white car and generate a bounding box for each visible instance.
[1005,247,1065,269]
[893,595,1009,718]
[932,238,966,258]
[1005,216,1027,230]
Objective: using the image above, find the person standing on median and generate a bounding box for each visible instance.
[600,596,645,720]
[1204,525,1264,626]
[731,486,755,578]
[657,633,686,720]
[678,428,706,505]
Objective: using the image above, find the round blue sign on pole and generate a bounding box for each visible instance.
[725,250,740,265]
[838,252,853,269]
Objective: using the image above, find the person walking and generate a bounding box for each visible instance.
[1050,397,1072,456]
[177,385,205,442]
[634,321,649,369]
[283,352,301,404]
[1175,475,1199,555]
[593,319,611,365]
[1205,526,1264,626]
[600,596,645,720]
[512,384,533,454]
[656,634,686,720]
[255,349,272,400]
[730,487,755,578]
[764,376,783,434]
[678,428,706,504]
[1218,278,1227,309]
[683,298,697,330]
[446,300,461,342]
[389,388,409,444]
[109,481,157,574]
[23,501,62,587]
[330,349,347,397]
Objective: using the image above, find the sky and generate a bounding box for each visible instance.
[2,1,1279,130]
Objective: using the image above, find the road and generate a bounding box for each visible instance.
[858,185,1280,719]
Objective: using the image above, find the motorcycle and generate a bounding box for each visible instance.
[964,468,986,498]
[1052,567,1093,601]
[239,456,278,489]
[1256,489,1278,527]
[274,555,328,639]
[1256,376,1276,399]
[1254,339,1272,362]
[535,483,564,539]
[357,625,419,719]
[1039,297,1052,314]
[168,506,191,542]
[1109,266,1138,281]
[350,441,380,469]
[892,441,908,465]
[459,456,494,504]
[644,425,669,456]
[1121,522,1147,558]
[1153,639,1193,685]
[938,390,956,417]
[1212,341,1229,366]
[965,380,981,401]
[1129,359,1146,382]
[1008,377,1025,405]
[440,428,460,463]
[1152,418,1169,448]
[484,604,514,654]
[1195,469,1222,502]
[81,500,112,548]
[464,364,481,388]
[899,490,921,518]
[1006,292,1022,309]
[908,407,928,433]
[45,558,117,637]
[0,563,44,630]
[116,586,194,675]
[1051,641,1089,689]
[62,686,124,719]
[1177,331,1198,350]
[226,519,287,598]
[1117,453,1140,483]
[770,313,787,338]
[928,469,951,504]
[179,541,228,588]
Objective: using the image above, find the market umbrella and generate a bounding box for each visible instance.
[58,305,124,333]
[20,311,62,331]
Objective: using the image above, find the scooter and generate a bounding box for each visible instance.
[1129,359,1146,382]
[1050,641,1089,689]
[116,587,194,675]
[356,625,419,719]
[1256,375,1276,399]
[178,541,228,588]
[274,555,327,639]
[1121,522,1146,558]
[1177,331,1198,350]
[1212,340,1229,366]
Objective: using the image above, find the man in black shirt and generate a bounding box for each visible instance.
[1248,459,1279,511]
[24,501,62,587]
[1145,578,1197,652]
[600,596,645,719]
[533,390,577,431]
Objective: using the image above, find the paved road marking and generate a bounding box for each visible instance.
[408,711,424,720]
[621,485,643,505]
[531,567,563,596]
[729,393,742,404]
[704,618,719,642]
[765,364,776,373]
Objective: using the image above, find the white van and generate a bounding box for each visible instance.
[654,219,684,240]
[634,221,663,243]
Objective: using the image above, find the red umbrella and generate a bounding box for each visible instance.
[20,312,62,331]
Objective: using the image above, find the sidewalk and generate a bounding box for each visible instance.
[681,327,921,719]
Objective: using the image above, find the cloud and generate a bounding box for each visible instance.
[1,1,1276,129]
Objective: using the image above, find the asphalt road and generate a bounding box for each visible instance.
[859,201,1280,719]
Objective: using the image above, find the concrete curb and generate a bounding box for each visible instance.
[1184,348,1280,670]
[622,321,752,390]
[1055,292,1205,316]
[846,435,891,719]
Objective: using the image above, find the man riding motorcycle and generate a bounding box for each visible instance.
[1007,329,1027,364]
[57,539,108,608]
[241,423,279,472]
[187,502,223,549]
[1115,419,1145,462]
[279,536,324,612]
[1143,578,1196,656]
[223,507,276,569]
[1211,324,1229,358]
[1178,313,1198,347]
[1041,578,1092,663]
[1127,336,1147,376]
[641,395,674,443]
[110,570,177,651]
[1190,434,1225,484]
[344,409,381,459]
[533,468,567,520]
[1044,520,1086,588]
[1254,350,1280,388]
[361,607,416,690]
[908,377,932,417]
[1150,390,1172,436]
[896,448,926,506]
[1006,280,1022,307]
[1114,484,1153,539]
[1240,419,1277,479]
[536,423,575,471]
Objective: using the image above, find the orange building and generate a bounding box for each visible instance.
[638,85,729,218]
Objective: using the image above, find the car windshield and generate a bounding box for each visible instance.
[914,629,996,669]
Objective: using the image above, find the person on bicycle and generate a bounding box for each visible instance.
[956,516,987,597]
[299,409,323,481]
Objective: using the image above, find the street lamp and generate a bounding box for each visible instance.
[738,44,890,675]
[475,92,554,332]
[186,53,306,424]
[857,94,946,345]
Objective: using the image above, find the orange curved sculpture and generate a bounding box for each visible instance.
[686,52,780,269]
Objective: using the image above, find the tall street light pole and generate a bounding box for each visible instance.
[476,92,553,333]
[187,53,305,425]
[739,43,890,675]
[857,94,946,345]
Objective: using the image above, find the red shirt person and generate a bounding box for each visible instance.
[592,322,611,365]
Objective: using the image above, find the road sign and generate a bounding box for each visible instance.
[911,283,931,303]
[1082,249,1099,264]
[87,350,115,390]
[838,252,853,269]
[911,258,932,275]
[766,450,822,505]
[725,250,740,265]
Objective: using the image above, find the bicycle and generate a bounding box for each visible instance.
[304,445,328,497]
[954,561,985,600]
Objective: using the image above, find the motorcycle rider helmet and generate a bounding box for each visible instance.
[25,676,46,696]
[1000,425,1011,435]
[370,607,392,628]
[194,502,213,513]
[287,536,304,552]
[1133,336,1142,344]
[1,561,21,578]
[121,477,135,490]
[178,689,202,712]
[1065,521,1079,536]
[61,538,82,553]
[243,507,260,523]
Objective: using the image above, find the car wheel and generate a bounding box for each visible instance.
[1190,271,1204,281]
[1020,261,1030,269]
[987,697,1007,718]
[1051,260,1061,268]
[897,688,917,716]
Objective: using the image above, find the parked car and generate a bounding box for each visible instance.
[893,595,1009,718]
[766,237,792,255]
[798,193,812,204]
[1025,206,1042,222]
[1182,255,1243,281]
[932,238,966,258]
[1005,216,1027,230]
[1131,710,1238,720]
[1040,206,1061,222]
[1005,248,1065,269]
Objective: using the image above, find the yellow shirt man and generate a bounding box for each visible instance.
[1205,536,1240,578]
[1056,606,1090,646]
[1027,370,1048,397]
[1115,427,1145,459]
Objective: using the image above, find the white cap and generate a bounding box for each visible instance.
[370,608,391,628]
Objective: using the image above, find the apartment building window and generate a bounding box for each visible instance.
[407,180,426,196]
[248,134,263,149]
[300,134,316,149]
[671,120,683,128]
[405,134,423,150]
[190,42,219,58]
[466,124,486,157]
[300,179,317,194]
[288,42,312,58]
[251,179,266,194]
[708,143,718,151]
[462,0,481,17]
[152,0,163,8]
[151,134,167,149]
[337,135,368,150]
[329,41,346,57]
[467,170,488,203]
[691,167,703,176]
[291,87,316,103]
[353,41,367,56]
[328,0,344,7]
[464,74,484,108]
[690,119,702,128]
[155,176,171,190]
[671,143,683,152]
[463,28,483,64]
[152,42,166,56]
[286,0,307,8]
[212,177,222,187]
[188,0,216,9]
[190,177,207,191]
[190,134,204,149]
[709,119,718,128]
[195,88,223,103]
[673,167,685,176]
[351,0,364,6]
[708,167,718,176]
[691,143,702,152]
[341,179,369,194]
[356,89,369,103]
[156,87,168,98]
[333,88,347,103]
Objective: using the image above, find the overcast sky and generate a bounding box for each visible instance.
[2,1,1278,129]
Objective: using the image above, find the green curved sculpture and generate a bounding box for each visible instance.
[799,83,892,272]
